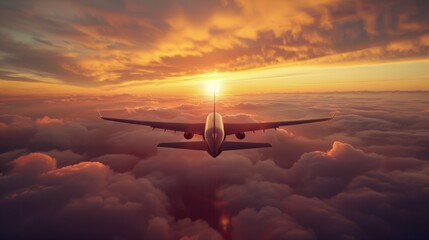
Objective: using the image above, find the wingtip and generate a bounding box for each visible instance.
[97,109,102,118]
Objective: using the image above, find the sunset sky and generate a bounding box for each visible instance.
[1,0,429,95]
[1,1,429,240]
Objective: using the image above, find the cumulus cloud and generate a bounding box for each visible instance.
[92,154,140,172]
[218,141,429,239]
[232,207,316,240]
[36,116,64,125]
[0,152,226,239]
[1,92,429,239]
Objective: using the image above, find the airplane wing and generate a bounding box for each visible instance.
[224,115,333,135]
[101,116,205,135]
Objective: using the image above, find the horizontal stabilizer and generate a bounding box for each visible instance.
[158,141,208,151]
[221,141,272,151]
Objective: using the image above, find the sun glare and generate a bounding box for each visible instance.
[205,80,221,95]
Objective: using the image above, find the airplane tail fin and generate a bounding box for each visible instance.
[213,84,216,115]
[213,84,216,131]
[158,141,208,151]
[221,141,272,151]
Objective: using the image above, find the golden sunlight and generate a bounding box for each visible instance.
[204,73,222,96]
[205,81,221,95]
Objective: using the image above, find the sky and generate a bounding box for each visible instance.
[0,0,429,95]
[1,0,429,240]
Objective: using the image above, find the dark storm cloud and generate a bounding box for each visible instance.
[1,0,428,85]
[1,92,429,239]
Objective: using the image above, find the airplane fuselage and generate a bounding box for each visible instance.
[204,113,225,157]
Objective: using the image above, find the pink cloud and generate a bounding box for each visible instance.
[36,116,64,125]
[12,152,56,174]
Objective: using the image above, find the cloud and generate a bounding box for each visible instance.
[1,92,429,239]
[218,141,429,239]
[0,153,171,239]
[36,116,64,124]
[284,141,381,198]
[170,218,223,240]
[1,0,428,86]
[232,207,316,240]
[92,154,139,172]
[43,149,85,168]
[11,152,56,174]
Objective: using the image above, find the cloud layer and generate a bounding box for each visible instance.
[1,92,429,239]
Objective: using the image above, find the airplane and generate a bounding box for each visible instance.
[100,92,333,157]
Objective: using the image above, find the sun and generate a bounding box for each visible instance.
[205,80,221,96]
[206,81,218,94]
[198,72,224,96]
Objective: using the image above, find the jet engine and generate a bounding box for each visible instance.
[184,132,194,139]
[235,132,246,140]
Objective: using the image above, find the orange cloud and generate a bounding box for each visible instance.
[0,0,428,90]
[12,152,57,174]
[36,116,64,125]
